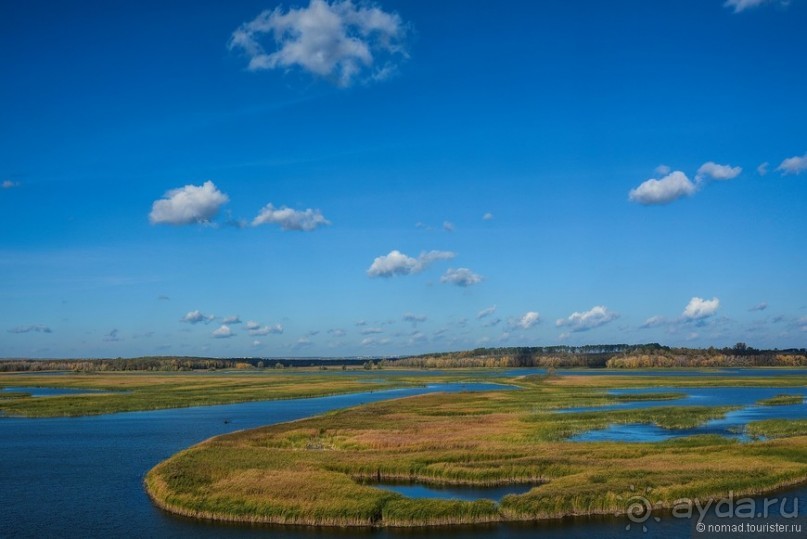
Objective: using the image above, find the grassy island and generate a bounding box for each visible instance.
[145,373,807,527]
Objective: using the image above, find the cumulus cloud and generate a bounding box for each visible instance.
[556,306,619,333]
[477,305,496,319]
[367,250,455,277]
[749,302,768,312]
[682,297,720,321]
[181,310,215,324]
[252,204,330,231]
[328,328,346,337]
[628,171,698,205]
[229,0,407,87]
[724,0,784,13]
[248,323,283,336]
[514,311,541,330]
[482,212,494,221]
[149,181,229,225]
[2,180,19,189]
[696,161,742,182]
[777,153,807,175]
[441,268,483,287]
[8,324,52,334]
[222,315,242,324]
[442,221,455,232]
[212,325,235,338]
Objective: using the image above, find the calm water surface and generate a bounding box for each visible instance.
[2,375,806,538]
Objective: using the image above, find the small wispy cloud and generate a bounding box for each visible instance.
[103,329,122,342]
[777,153,807,175]
[442,221,455,232]
[482,212,494,221]
[403,313,427,325]
[639,315,667,329]
[252,204,330,231]
[8,324,52,334]
[724,0,789,13]
[441,268,483,287]
[222,315,242,324]
[757,162,769,176]
[229,0,408,87]
[149,181,229,225]
[556,306,619,333]
[477,305,496,319]
[749,302,768,312]
[367,250,455,278]
[2,180,20,189]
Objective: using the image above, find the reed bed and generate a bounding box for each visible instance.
[145,373,807,527]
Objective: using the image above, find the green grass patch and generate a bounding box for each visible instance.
[757,394,805,406]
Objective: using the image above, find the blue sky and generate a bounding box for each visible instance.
[1,0,805,358]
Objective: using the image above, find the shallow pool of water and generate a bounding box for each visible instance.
[568,386,807,442]
[368,481,537,501]
[0,385,107,397]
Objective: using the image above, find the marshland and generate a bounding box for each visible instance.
[2,356,807,537]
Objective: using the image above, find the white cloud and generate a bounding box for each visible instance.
[328,328,346,337]
[403,313,426,324]
[181,310,214,324]
[777,153,807,175]
[682,297,720,321]
[757,162,769,176]
[628,171,697,205]
[515,311,541,330]
[482,212,494,221]
[294,337,313,348]
[443,221,455,232]
[252,204,330,231]
[640,315,667,329]
[654,164,671,176]
[556,306,619,332]
[360,336,390,346]
[2,180,19,189]
[229,0,407,87]
[212,325,235,338]
[7,324,52,334]
[149,181,229,225]
[749,302,768,312]
[367,249,455,277]
[724,0,783,13]
[360,327,383,335]
[696,161,742,182]
[441,268,483,287]
[249,323,283,336]
[222,315,242,324]
[477,305,496,319]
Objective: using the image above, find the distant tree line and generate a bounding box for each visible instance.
[2,345,805,372]
[390,344,807,369]
[0,356,372,373]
